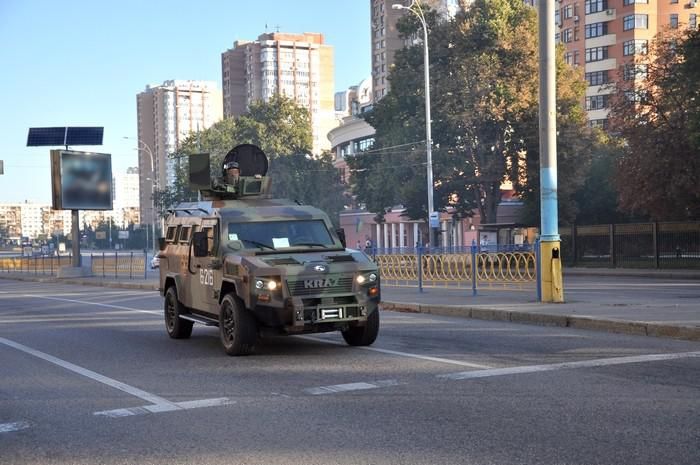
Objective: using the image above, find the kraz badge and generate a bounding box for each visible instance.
[304,277,338,289]
[314,264,327,272]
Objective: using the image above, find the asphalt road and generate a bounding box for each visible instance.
[1,280,698,465]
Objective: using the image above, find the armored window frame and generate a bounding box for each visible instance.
[179,226,192,244]
[200,225,218,256]
[165,226,179,243]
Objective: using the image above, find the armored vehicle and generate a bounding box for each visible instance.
[158,144,380,355]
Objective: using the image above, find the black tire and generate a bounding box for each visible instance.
[219,294,257,356]
[164,286,193,339]
[342,309,380,346]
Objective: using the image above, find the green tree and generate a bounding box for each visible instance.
[609,29,700,220]
[158,96,344,223]
[350,0,593,226]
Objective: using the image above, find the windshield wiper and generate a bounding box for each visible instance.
[291,242,329,248]
[240,238,276,250]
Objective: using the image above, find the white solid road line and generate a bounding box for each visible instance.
[304,380,401,395]
[298,335,492,369]
[0,421,31,433]
[0,336,176,406]
[438,351,700,381]
[0,337,233,418]
[24,295,161,316]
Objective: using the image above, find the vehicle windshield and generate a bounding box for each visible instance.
[227,219,336,250]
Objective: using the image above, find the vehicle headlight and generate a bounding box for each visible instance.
[356,272,378,285]
[255,277,280,292]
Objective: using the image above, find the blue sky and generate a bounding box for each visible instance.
[0,0,370,203]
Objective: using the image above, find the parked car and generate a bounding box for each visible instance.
[150,255,160,269]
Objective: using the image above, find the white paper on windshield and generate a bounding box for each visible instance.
[228,233,238,241]
[272,237,290,248]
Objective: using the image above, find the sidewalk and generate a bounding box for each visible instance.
[1,269,698,342]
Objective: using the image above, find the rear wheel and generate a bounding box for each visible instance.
[341,309,379,346]
[164,286,193,339]
[219,294,257,356]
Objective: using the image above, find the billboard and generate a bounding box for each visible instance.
[51,150,112,210]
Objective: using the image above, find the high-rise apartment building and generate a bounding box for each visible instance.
[136,80,223,224]
[530,0,699,128]
[221,32,336,155]
[0,202,72,241]
[370,0,463,103]
[111,167,141,228]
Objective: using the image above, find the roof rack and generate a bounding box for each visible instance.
[167,207,211,216]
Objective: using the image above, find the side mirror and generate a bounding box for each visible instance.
[192,231,209,257]
[335,228,346,248]
[158,237,166,251]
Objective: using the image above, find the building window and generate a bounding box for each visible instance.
[623,0,648,5]
[585,70,609,86]
[585,46,609,62]
[624,64,648,81]
[588,119,609,129]
[585,0,607,15]
[624,14,648,31]
[690,14,697,30]
[670,14,679,29]
[625,90,649,103]
[585,22,608,38]
[563,5,574,19]
[586,94,609,110]
[623,39,648,55]
[562,28,573,42]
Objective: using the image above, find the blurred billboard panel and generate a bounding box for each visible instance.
[51,150,112,210]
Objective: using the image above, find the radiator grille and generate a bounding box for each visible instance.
[286,275,354,296]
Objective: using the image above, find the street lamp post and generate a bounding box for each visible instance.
[123,137,158,252]
[392,1,436,247]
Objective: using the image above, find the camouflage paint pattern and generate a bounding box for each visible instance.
[159,194,380,335]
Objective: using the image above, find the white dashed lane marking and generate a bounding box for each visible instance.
[0,421,31,434]
[304,380,401,395]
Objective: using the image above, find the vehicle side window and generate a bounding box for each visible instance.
[201,226,217,256]
[179,226,191,244]
[165,226,179,243]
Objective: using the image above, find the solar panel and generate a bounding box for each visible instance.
[27,127,66,146]
[66,127,103,146]
[27,127,103,146]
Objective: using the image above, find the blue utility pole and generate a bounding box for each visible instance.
[538,0,564,302]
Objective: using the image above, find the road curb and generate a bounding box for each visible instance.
[381,301,700,342]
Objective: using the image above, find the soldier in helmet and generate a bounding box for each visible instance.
[224,161,240,184]
[213,160,240,193]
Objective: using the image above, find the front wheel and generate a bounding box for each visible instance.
[341,309,379,346]
[219,294,257,356]
[164,286,193,339]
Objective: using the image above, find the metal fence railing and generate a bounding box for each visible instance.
[369,245,537,294]
[0,252,148,279]
[91,252,148,279]
[0,255,74,276]
[560,221,700,269]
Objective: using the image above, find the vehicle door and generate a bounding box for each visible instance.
[190,218,220,314]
